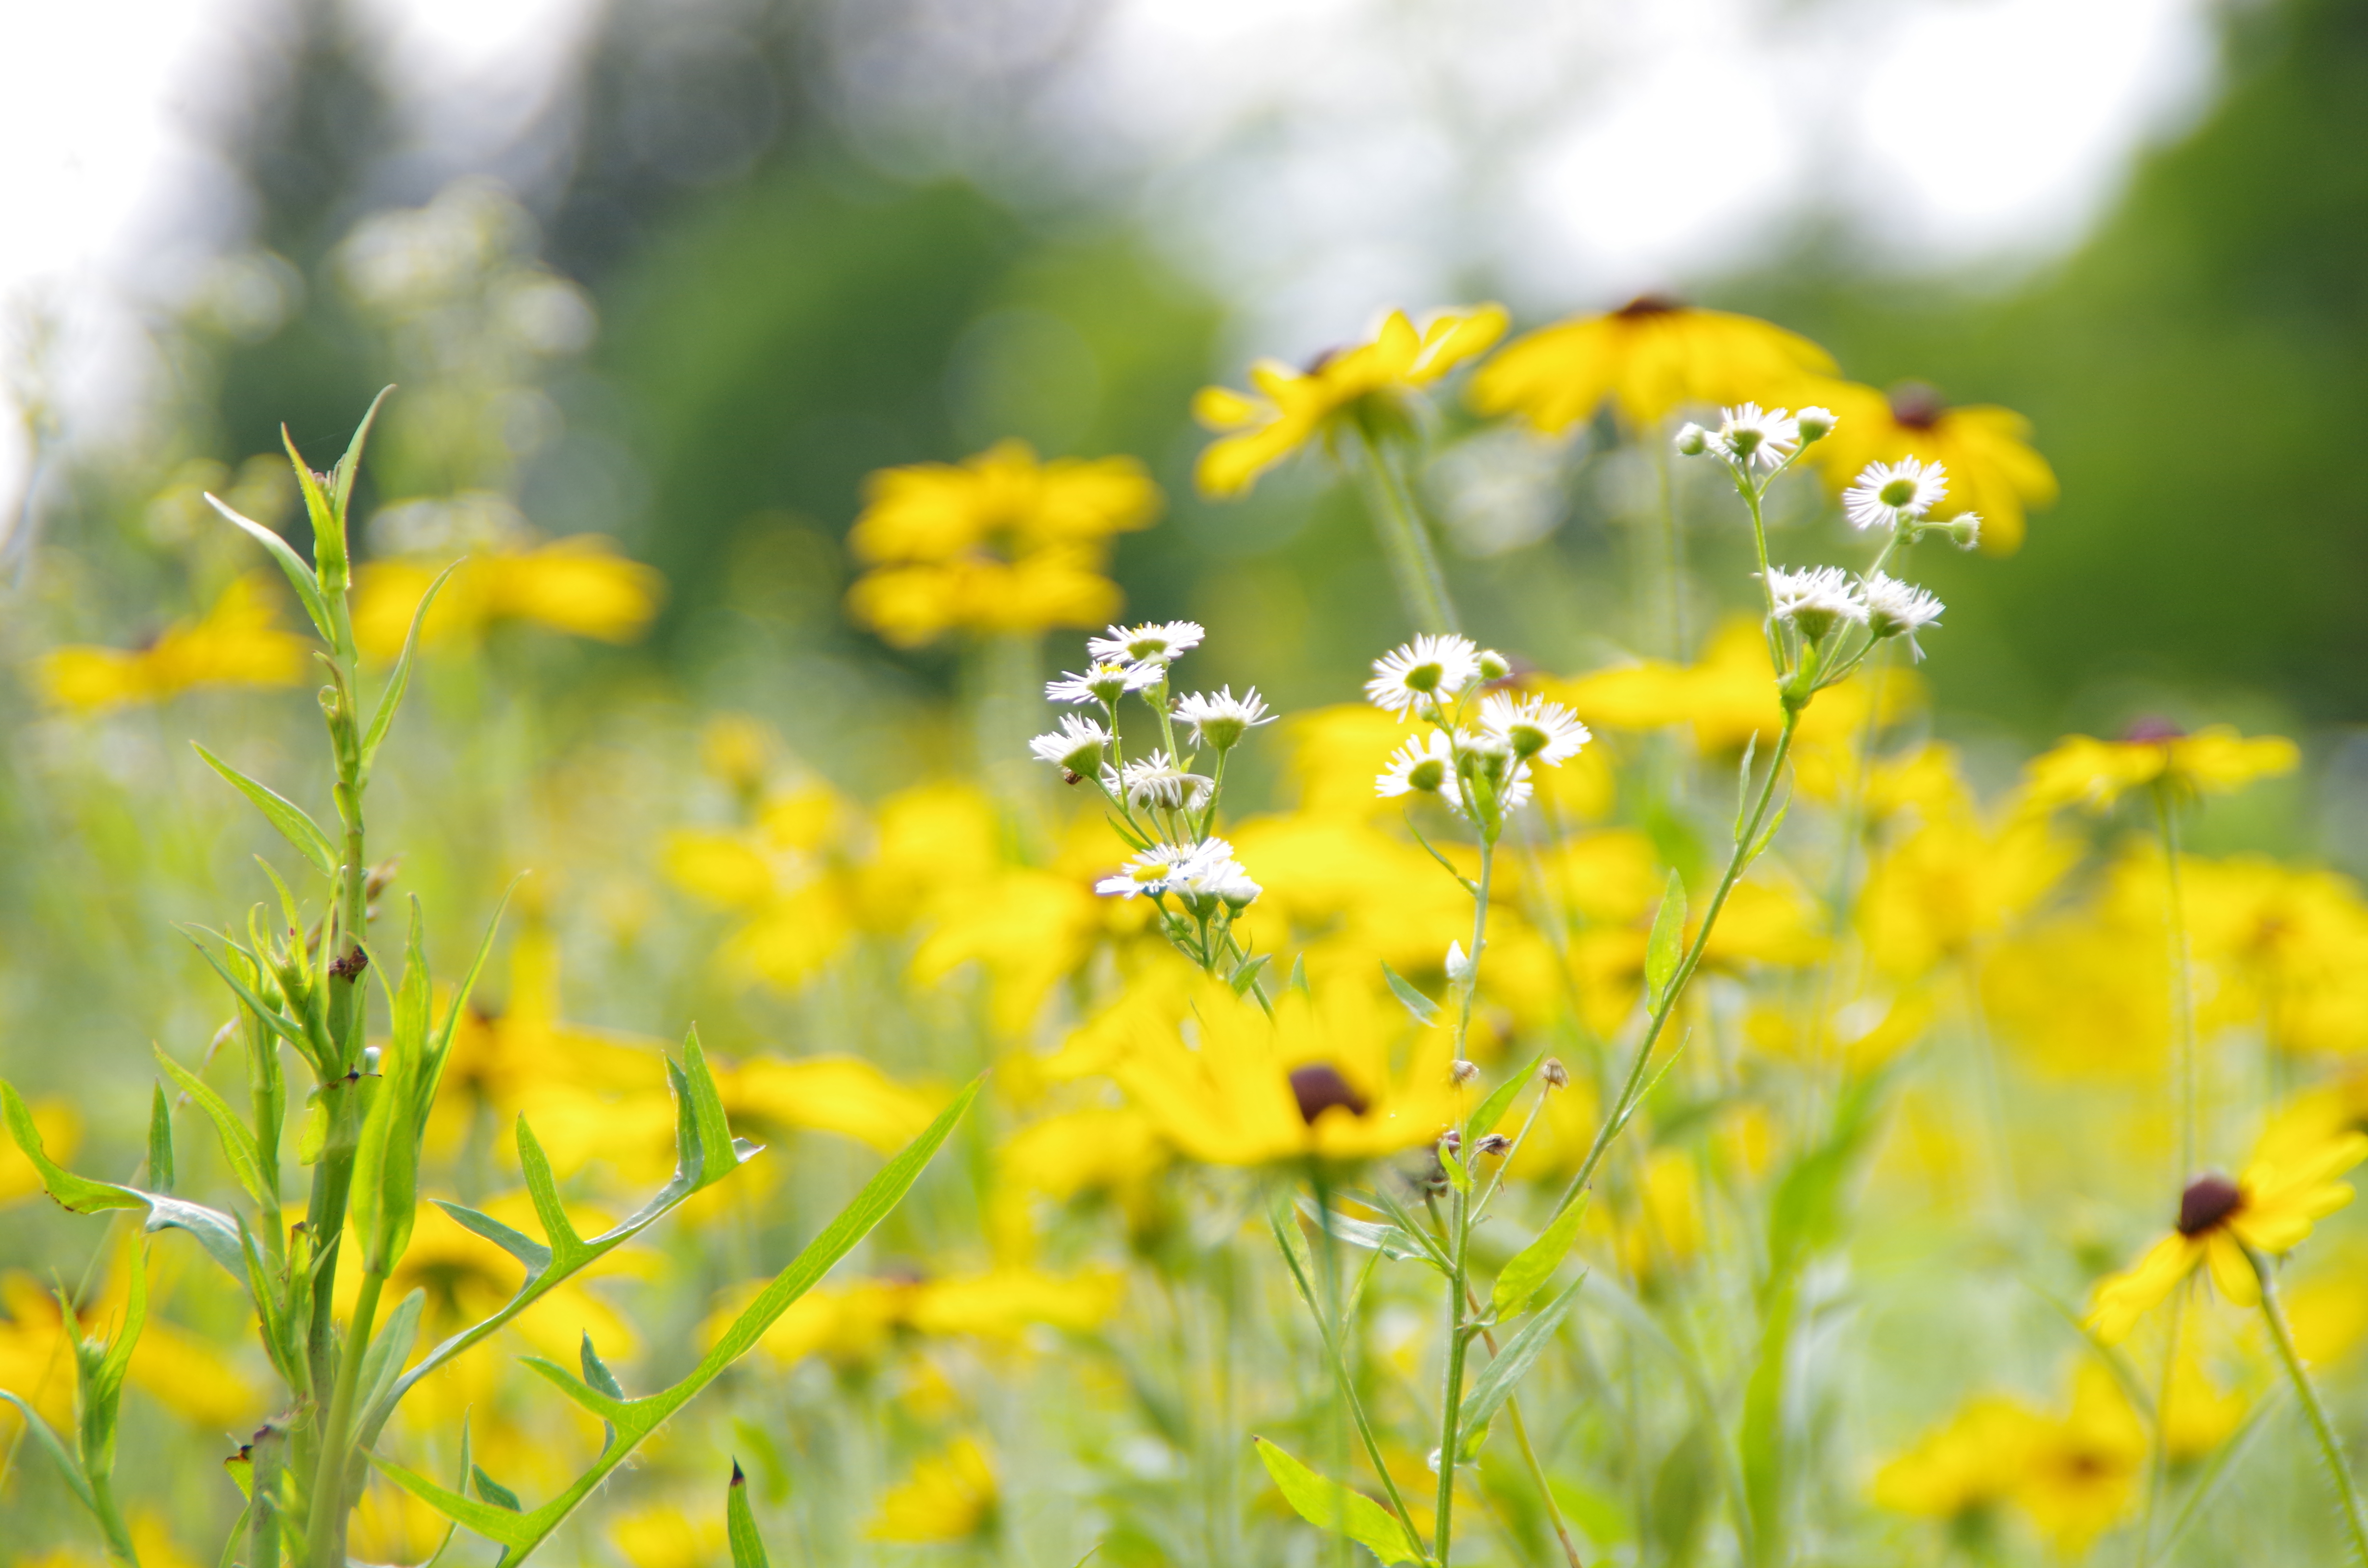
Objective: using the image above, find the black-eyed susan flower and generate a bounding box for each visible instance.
[2019,723,2300,815]
[1801,379,2057,554]
[868,1436,999,1543]
[844,441,1159,647]
[39,572,308,710]
[352,534,663,657]
[1469,296,1834,433]
[2084,1119,2368,1344]
[2011,1365,2147,1556]
[1193,306,1507,497]
[1871,1394,2046,1522]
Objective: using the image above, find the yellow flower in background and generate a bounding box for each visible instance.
[17,1512,203,1568]
[1855,789,2076,980]
[845,441,1157,646]
[610,1503,725,1568]
[2085,1119,2368,1343]
[2183,856,2368,1055]
[353,535,663,657]
[40,573,308,710]
[0,1250,262,1438]
[998,1104,1169,1201]
[1873,1395,2045,1519]
[1546,617,1920,755]
[2019,723,2298,814]
[2012,1364,2146,1555]
[0,1096,79,1205]
[1798,379,2057,554]
[1194,305,1507,496]
[1469,296,1833,432]
[1983,918,2169,1079]
[721,1055,946,1155]
[2159,1339,2248,1461]
[1593,1146,1705,1282]
[871,1436,999,1543]
[1101,974,1460,1165]
[714,1264,1123,1371]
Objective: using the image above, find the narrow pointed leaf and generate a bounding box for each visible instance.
[355,1288,426,1436]
[147,1084,175,1194]
[1459,1274,1585,1434]
[1468,1052,1542,1140]
[1229,953,1270,997]
[727,1462,771,1568]
[1491,1192,1589,1319]
[0,1390,98,1514]
[430,1201,553,1274]
[190,743,338,878]
[0,1081,243,1277]
[203,493,333,643]
[473,1466,523,1513]
[1295,1195,1426,1262]
[361,557,461,777]
[333,385,395,523]
[1379,961,1441,1028]
[513,1118,583,1255]
[153,1047,271,1210]
[1644,869,1687,1005]
[1253,1436,1426,1565]
[579,1333,624,1399]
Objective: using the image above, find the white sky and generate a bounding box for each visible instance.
[0,0,2220,520]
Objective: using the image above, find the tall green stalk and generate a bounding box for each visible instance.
[2250,1247,2368,1566]
[1353,429,1461,637]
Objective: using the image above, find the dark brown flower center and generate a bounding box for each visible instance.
[2177,1173,2243,1236]
[1616,294,1682,318]
[1289,1064,1369,1126]
[1886,381,1948,429]
[2123,716,2186,744]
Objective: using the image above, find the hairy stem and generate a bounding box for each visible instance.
[2252,1248,2368,1566]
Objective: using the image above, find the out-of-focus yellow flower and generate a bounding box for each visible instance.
[1194,306,1507,497]
[1983,918,2169,1080]
[1546,618,1919,754]
[871,1436,999,1543]
[1099,974,1460,1165]
[372,1192,649,1364]
[845,441,1155,646]
[2183,856,2368,1055]
[1470,296,1833,432]
[1798,379,2057,555]
[17,1512,202,1568]
[720,1054,946,1155]
[2160,1339,2247,1462]
[1856,795,2075,980]
[2019,724,2298,815]
[2012,1364,2146,1555]
[2288,1251,2368,1367]
[999,1104,1169,1200]
[611,1503,725,1568]
[913,867,1103,1035]
[0,1096,78,1205]
[1565,876,1827,1038]
[715,1264,1123,1371]
[1592,1146,1703,1282]
[40,573,308,710]
[1873,1394,2044,1519]
[353,535,662,658]
[0,1250,262,1437]
[2085,1119,2368,1343]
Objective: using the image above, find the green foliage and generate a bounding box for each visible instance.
[1253,1436,1428,1566]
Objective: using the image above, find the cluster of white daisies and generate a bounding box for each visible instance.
[1367,634,1591,833]
[1032,620,1270,916]
[1678,403,1957,661]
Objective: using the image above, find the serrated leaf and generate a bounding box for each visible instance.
[1253,1436,1426,1565]
[361,557,461,778]
[1379,961,1441,1028]
[203,492,333,644]
[147,1084,174,1195]
[190,743,339,879]
[153,1047,272,1211]
[0,1080,244,1278]
[1491,1192,1590,1319]
[1459,1274,1584,1435]
[728,1461,771,1568]
[1644,869,1687,1005]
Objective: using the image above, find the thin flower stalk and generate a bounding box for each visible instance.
[2249,1246,2368,1566]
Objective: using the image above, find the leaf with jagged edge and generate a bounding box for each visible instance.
[0,1081,244,1279]
[360,557,462,782]
[369,1077,981,1561]
[190,742,338,878]
[727,1461,771,1568]
[1253,1436,1428,1565]
[203,492,333,645]
[358,1030,760,1447]
[153,1046,271,1211]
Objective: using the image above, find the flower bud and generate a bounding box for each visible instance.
[1477,649,1510,682]
[1674,423,1709,457]
[1475,1133,1512,1157]
[1451,1059,1481,1088]
[1794,406,1835,443]
[1542,1057,1569,1089]
[1445,940,1477,988]
[1944,512,1982,550]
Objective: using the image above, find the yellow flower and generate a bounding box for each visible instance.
[844,441,1157,646]
[1102,974,1461,1166]
[719,1054,946,1156]
[1544,617,1918,755]
[999,1105,1169,1200]
[871,1436,999,1543]
[1854,784,2076,980]
[2084,1120,2368,1343]
[715,1264,1123,1371]
[1799,379,2057,555]
[1592,1146,1704,1282]
[2183,857,2368,1055]
[352,535,662,657]
[2159,1339,2247,1462]
[1194,306,1507,497]
[1468,296,1833,432]
[40,572,308,710]
[17,1512,202,1568]
[2012,1364,2147,1555]
[1982,918,2169,1079]
[2019,723,2298,815]
[1872,1394,2045,1519]
[611,1504,725,1568]
[0,1096,78,1205]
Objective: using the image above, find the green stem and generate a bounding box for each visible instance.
[1655,430,1685,658]
[2133,1285,2186,1568]
[303,1264,384,1568]
[1552,711,1799,1221]
[1434,1178,1472,1568]
[1354,429,1461,636]
[2154,784,2198,1182]
[1455,843,1495,1060]
[2251,1247,2368,1566]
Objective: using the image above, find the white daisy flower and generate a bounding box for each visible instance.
[1088,620,1205,667]
[1366,634,1483,716]
[1046,661,1161,706]
[1028,714,1112,775]
[1476,692,1591,766]
[1842,457,1948,531]
[1707,403,1800,471]
[1862,572,1945,659]
[1376,730,1462,802]
[1171,686,1274,752]
[1095,839,1222,899]
[1118,750,1215,812]
[1765,565,1868,643]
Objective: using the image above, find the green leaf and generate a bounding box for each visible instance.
[355,1289,426,1438]
[180,930,320,1073]
[1295,1195,1431,1265]
[473,1466,523,1513]
[370,1078,981,1562]
[431,1201,551,1274]
[578,1333,624,1399]
[1644,869,1687,1006]
[514,1118,585,1255]
[153,1047,272,1211]
[1459,1275,1584,1435]
[1252,1436,1426,1565]
[1491,1192,1590,1320]
[1379,962,1441,1028]
[728,1461,771,1568]
[333,386,395,527]
[190,743,339,879]
[1732,734,1760,840]
[147,1084,175,1195]
[0,1080,244,1279]
[1229,952,1270,997]
[1468,1052,1542,1140]
[1438,1142,1470,1194]
[203,492,333,644]
[360,557,462,779]
[1647,1421,1718,1568]
[1288,952,1311,997]
[0,1390,99,1515]
[677,1029,742,1188]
